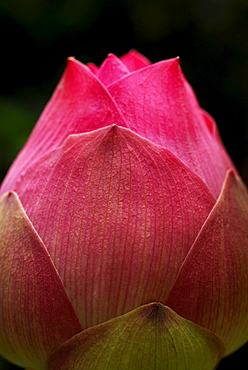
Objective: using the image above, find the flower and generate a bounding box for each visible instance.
[0,50,248,370]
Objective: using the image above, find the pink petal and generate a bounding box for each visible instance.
[166,170,248,355]
[87,62,98,74]
[0,192,82,369]
[108,58,236,197]
[1,58,128,194]
[97,53,130,86]
[15,125,215,330]
[120,50,151,71]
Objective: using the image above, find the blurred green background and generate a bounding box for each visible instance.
[0,0,248,369]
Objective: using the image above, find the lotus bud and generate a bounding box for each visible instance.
[0,51,248,370]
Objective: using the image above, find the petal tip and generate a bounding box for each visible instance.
[141,302,168,323]
[0,190,18,204]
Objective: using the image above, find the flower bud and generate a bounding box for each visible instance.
[0,51,247,369]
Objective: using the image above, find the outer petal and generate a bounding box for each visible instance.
[47,303,225,370]
[0,192,83,369]
[166,170,248,355]
[97,53,130,86]
[14,125,215,330]
[0,58,128,194]
[120,50,151,71]
[108,58,235,197]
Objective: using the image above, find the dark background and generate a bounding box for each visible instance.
[0,0,247,369]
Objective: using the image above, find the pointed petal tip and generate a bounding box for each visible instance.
[170,55,183,73]
[219,169,247,204]
[225,168,240,184]
[120,50,151,71]
[0,190,13,200]
[0,190,19,207]
[140,302,168,323]
[64,57,83,75]
[176,55,181,65]
[107,52,116,58]
[121,49,144,58]
[66,56,86,72]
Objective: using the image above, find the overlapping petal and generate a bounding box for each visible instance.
[166,170,248,355]
[107,58,235,197]
[97,53,130,86]
[0,192,83,369]
[120,50,151,71]
[88,50,151,81]
[1,52,235,200]
[0,58,128,194]
[47,303,225,370]
[14,125,215,329]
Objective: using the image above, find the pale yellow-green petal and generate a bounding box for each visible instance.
[47,302,225,370]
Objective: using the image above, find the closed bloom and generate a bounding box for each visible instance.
[0,51,248,370]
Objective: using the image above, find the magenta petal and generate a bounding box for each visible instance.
[1,57,128,194]
[0,192,82,369]
[97,53,130,85]
[87,62,98,74]
[120,50,151,71]
[108,58,235,197]
[15,125,215,330]
[166,170,248,355]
